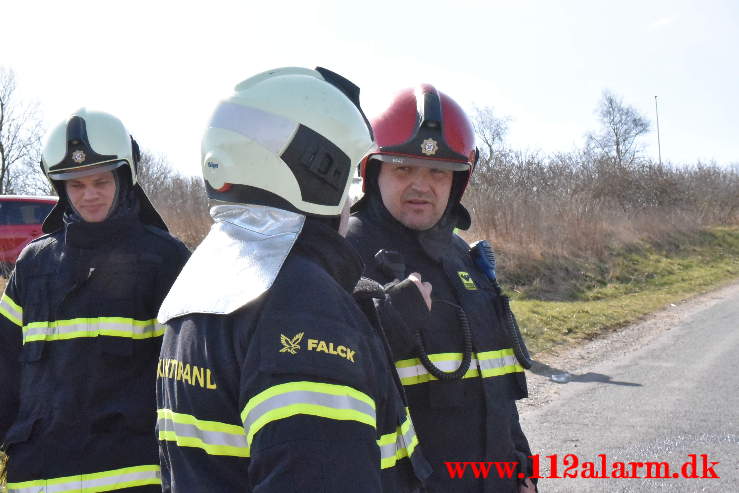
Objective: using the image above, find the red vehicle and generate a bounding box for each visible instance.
[0,195,58,275]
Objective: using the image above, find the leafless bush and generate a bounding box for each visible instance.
[137,152,211,248]
[462,149,739,281]
[459,96,738,288]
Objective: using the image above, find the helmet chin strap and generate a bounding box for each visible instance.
[105,172,121,220]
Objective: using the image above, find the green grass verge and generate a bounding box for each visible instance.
[512,227,739,354]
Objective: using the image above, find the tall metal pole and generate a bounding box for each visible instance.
[654,95,662,165]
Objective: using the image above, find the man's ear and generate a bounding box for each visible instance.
[130,136,141,174]
[338,200,351,237]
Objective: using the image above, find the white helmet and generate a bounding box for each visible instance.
[41,108,140,182]
[40,108,166,232]
[201,66,374,217]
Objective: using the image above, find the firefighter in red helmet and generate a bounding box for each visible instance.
[347,85,537,492]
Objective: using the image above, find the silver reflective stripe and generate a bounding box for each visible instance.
[157,417,248,450]
[9,485,44,493]
[379,417,418,461]
[396,350,522,385]
[0,294,22,326]
[210,101,299,155]
[478,353,519,371]
[22,318,162,343]
[395,357,479,380]
[8,466,160,493]
[243,389,376,436]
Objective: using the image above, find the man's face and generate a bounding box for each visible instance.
[65,170,117,223]
[377,162,453,231]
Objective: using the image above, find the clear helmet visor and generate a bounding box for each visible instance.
[373,153,470,172]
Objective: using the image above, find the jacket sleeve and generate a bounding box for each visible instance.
[0,272,23,444]
[242,376,382,492]
[240,285,384,492]
[510,403,537,487]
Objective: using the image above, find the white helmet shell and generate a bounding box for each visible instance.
[201,67,374,217]
[41,108,139,183]
[39,108,168,233]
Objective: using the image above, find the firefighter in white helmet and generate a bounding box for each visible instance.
[0,109,189,492]
[156,67,431,492]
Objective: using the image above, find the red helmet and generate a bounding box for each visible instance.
[360,84,478,192]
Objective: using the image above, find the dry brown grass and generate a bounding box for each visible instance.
[1,450,6,492]
[461,152,739,298]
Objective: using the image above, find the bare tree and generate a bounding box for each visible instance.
[586,89,650,166]
[472,105,510,164]
[0,67,50,195]
[136,150,174,188]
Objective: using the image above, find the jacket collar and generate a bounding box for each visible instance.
[293,218,363,294]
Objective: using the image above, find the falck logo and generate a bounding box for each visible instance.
[457,271,478,290]
[280,332,304,355]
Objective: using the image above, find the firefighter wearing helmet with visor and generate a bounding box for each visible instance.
[346,85,537,492]
[155,67,431,492]
[0,109,190,492]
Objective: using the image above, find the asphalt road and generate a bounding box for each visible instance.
[519,283,739,492]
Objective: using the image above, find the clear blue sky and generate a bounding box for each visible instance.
[2,0,737,175]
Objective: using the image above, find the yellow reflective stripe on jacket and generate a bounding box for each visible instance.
[21,317,164,344]
[7,464,160,493]
[241,381,376,453]
[377,408,420,469]
[395,349,523,386]
[157,408,249,458]
[0,293,22,327]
